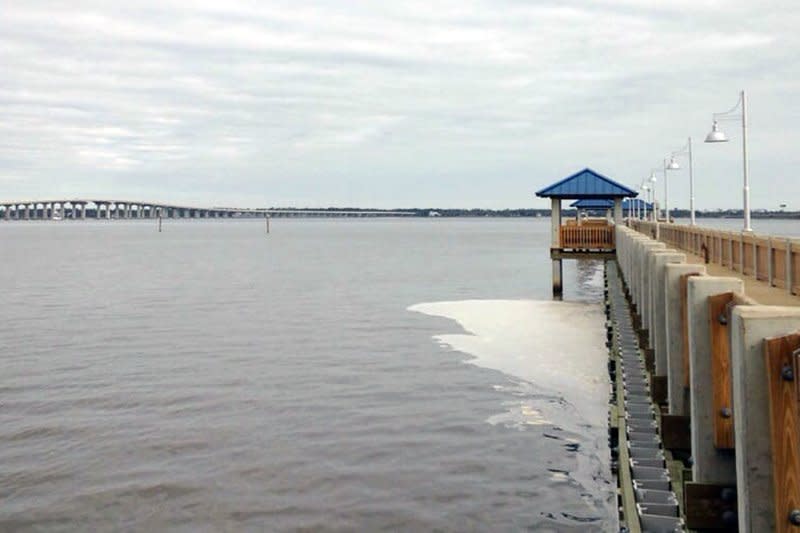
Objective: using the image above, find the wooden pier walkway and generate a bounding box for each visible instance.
[609,222,800,532]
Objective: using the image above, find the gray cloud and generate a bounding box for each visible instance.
[1,0,798,209]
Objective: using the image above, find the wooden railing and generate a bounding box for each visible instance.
[632,221,800,295]
[559,224,615,250]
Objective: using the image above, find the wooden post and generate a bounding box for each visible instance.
[768,237,774,286]
[551,199,562,298]
[730,306,800,532]
[158,214,162,233]
[764,333,800,533]
[729,236,734,271]
[266,214,270,234]
[787,240,794,295]
[708,292,736,450]
[687,277,743,485]
[739,233,745,274]
[754,237,759,280]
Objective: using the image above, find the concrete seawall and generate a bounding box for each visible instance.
[613,223,800,532]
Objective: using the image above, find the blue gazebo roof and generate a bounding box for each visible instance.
[569,198,652,210]
[536,168,638,199]
[570,199,613,209]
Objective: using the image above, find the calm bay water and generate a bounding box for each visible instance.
[0,218,613,532]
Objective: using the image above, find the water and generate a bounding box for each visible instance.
[0,218,614,532]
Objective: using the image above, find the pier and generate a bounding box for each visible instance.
[0,200,414,220]
[603,221,800,531]
[533,167,800,530]
[536,168,637,297]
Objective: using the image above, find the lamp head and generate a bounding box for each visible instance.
[667,156,680,170]
[650,172,657,183]
[705,120,728,143]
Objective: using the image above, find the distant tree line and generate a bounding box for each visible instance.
[267,207,800,218]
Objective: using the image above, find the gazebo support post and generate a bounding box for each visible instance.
[613,198,623,224]
[551,198,563,298]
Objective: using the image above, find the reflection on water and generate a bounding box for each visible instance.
[573,259,605,302]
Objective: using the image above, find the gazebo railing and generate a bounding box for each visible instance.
[559,224,615,250]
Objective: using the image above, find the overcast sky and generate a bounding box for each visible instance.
[2,1,798,209]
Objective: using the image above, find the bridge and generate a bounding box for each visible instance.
[0,200,414,220]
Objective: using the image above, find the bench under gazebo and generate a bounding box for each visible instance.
[536,168,638,296]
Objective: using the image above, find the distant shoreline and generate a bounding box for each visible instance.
[266,208,800,219]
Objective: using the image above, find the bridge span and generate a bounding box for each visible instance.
[0,200,414,220]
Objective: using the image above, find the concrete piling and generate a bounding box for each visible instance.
[615,222,800,530]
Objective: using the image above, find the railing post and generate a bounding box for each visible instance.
[787,239,794,295]
[767,237,774,286]
[753,237,759,280]
[729,236,734,271]
[739,233,745,274]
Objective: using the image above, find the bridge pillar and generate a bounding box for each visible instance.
[3,206,8,220]
[71,204,77,219]
[24,205,30,220]
[80,204,86,219]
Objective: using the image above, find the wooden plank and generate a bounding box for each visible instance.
[661,414,691,450]
[764,333,800,533]
[684,482,738,530]
[708,292,736,449]
[681,272,702,388]
[651,374,668,405]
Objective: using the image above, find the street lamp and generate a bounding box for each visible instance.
[649,171,658,221]
[662,156,680,223]
[705,89,751,232]
[666,138,695,225]
[641,184,650,220]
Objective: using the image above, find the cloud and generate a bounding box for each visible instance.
[0,0,797,208]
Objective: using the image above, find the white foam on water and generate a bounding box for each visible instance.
[408,299,608,429]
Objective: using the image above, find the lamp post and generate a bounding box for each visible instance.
[637,185,645,219]
[649,172,658,221]
[642,184,650,221]
[666,138,695,225]
[663,156,680,223]
[705,89,751,232]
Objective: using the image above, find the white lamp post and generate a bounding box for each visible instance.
[642,184,650,220]
[705,90,751,232]
[666,138,695,225]
[663,156,680,223]
[649,172,658,221]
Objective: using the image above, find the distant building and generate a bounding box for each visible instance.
[428,211,441,217]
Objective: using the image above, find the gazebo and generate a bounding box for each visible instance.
[570,198,653,220]
[536,168,638,296]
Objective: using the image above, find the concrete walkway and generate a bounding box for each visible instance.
[681,250,800,306]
